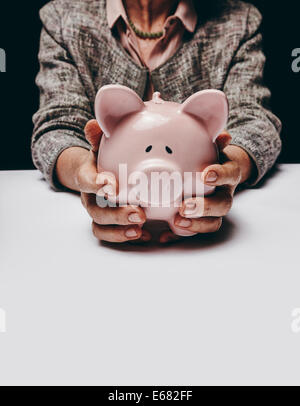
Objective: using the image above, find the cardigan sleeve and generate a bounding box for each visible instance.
[224,4,282,185]
[32,2,93,191]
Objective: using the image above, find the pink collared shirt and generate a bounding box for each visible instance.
[107,0,197,100]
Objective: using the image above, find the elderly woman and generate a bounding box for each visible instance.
[32,0,282,243]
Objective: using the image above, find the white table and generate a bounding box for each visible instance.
[0,165,300,386]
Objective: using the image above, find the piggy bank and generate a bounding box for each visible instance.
[94,85,229,237]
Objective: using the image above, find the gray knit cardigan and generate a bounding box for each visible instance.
[32,0,282,189]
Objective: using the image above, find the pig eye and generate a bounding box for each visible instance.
[165,146,173,154]
[145,145,153,153]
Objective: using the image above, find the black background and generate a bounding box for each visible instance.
[0,0,299,170]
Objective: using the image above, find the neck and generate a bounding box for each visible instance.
[123,0,178,32]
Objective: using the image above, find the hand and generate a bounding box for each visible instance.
[160,134,255,243]
[56,120,151,243]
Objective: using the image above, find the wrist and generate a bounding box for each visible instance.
[223,145,255,184]
[56,147,90,191]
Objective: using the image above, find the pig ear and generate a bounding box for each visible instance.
[95,85,145,138]
[181,90,229,142]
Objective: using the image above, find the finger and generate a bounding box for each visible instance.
[129,229,152,245]
[201,160,241,187]
[140,229,152,242]
[96,170,119,197]
[84,119,103,152]
[92,222,142,243]
[180,187,233,218]
[174,214,223,234]
[215,130,232,152]
[76,154,99,194]
[77,162,118,196]
[159,231,181,244]
[82,193,146,226]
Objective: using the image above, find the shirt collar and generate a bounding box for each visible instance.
[107,0,128,29]
[107,0,197,33]
[172,0,197,33]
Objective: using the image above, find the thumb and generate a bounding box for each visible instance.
[201,160,241,187]
[215,130,232,152]
[85,119,103,152]
[96,168,119,198]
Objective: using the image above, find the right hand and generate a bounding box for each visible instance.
[56,120,151,243]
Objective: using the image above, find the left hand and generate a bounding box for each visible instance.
[159,139,254,243]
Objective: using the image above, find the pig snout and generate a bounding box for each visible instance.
[133,158,183,208]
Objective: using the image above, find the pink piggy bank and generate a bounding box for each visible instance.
[94,85,229,237]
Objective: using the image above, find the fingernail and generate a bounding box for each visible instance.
[176,218,192,228]
[96,172,115,187]
[185,202,196,210]
[183,202,196,216]
[205,171,218,183]
[128,213,143,224]
[125,228,138,238]
[96,173,106,185]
